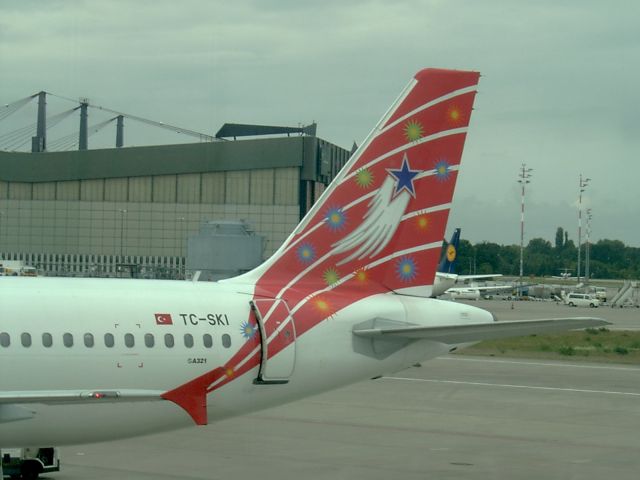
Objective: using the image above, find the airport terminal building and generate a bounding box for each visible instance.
[0,130,350,278]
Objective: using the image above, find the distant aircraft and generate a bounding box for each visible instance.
[0,69,606,452]
[431,227,503,297]
[552,268,575,280]
[448,287,484,301]
[447,283,516,301]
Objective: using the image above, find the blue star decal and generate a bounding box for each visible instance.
[240,320,257,340]
[296,243,316,264]
[387,154,420,198]
[396,256,418,282]
[434,159,451,182]
[325,207,347,231]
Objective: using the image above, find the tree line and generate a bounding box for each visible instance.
[455,227,640,279]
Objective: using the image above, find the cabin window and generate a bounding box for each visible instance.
[0,332,10,347]
[104,333,115,348]
[84,333,94,348]
[124,333,135,348]
[21,333,32,348]
[203,334,213,348]
[63,333,73,348]
[144,333,155,348]
[164,333,174,348]
[222,334,231,348]
[184,334,194,348]
[42,332,53,348]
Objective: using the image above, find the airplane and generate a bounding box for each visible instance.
[552,268,576,280]
[447,283,516,301]
[431,227,503,297]
[0,68,606,453]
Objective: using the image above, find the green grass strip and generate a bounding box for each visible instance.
[454,328,640,364]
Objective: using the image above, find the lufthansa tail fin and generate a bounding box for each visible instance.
[438,227,461,274]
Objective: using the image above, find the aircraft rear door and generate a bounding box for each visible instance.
[250,298,296,384]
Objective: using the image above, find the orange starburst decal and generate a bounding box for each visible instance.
[313,296,335,318]
[415,215,429,231]
[447,106,463,125]
[354,268,369,284]
[225,367,234,378]
[315,298,330,312]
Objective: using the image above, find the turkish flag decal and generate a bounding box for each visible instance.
[155,313,173,325]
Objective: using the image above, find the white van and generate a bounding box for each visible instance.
[565,293,600,308]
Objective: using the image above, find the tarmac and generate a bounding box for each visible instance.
[45,301,640,479]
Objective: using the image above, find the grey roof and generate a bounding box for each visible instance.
[215,123,317,139]
[0,137,317,182]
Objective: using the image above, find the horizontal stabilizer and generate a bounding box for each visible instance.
[0,389,164,405]
[352,317,610,344]
[457,274,503,281]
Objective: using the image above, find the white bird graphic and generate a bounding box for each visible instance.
[332,154,419,266]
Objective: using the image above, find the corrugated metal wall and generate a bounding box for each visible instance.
[224,171,249,204]
[177,173,200,203]
[201,172,225,203]
[81,179,104,201]
[0,167,301,263]
[105,178,128,201]
[128,177,152,202]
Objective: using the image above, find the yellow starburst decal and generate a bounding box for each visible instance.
[404,120,424,142]
[355,168,374,188]
[225,367,234,378]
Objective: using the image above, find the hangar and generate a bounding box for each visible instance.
[0,127,350,278]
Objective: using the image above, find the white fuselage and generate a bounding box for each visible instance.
[448,288,482,300]
[0,276,492,447]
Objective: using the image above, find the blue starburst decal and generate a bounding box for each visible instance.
[297,243,316,263]
[434,160,451,182]
[325,207,347,231]
[396,256,418,282]
[387,154,420,198]
[240,321,257,339]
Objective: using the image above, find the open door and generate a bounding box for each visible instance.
[250,298,296,384]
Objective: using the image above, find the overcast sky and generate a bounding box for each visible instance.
[1,0,638,246]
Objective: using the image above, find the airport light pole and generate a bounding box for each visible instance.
[118,209,127,260]
[0,211,3,259]
[577,175,590,284]
[585,208,592,284]
[517,164,533,293]
[176,217,185,279]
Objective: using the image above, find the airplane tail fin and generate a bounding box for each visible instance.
[438,228,461,274]
[227,68,480,302]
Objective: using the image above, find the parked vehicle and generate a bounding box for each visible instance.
[1,447,60,479]
[0,260,38,277]
[564,292,600,308]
